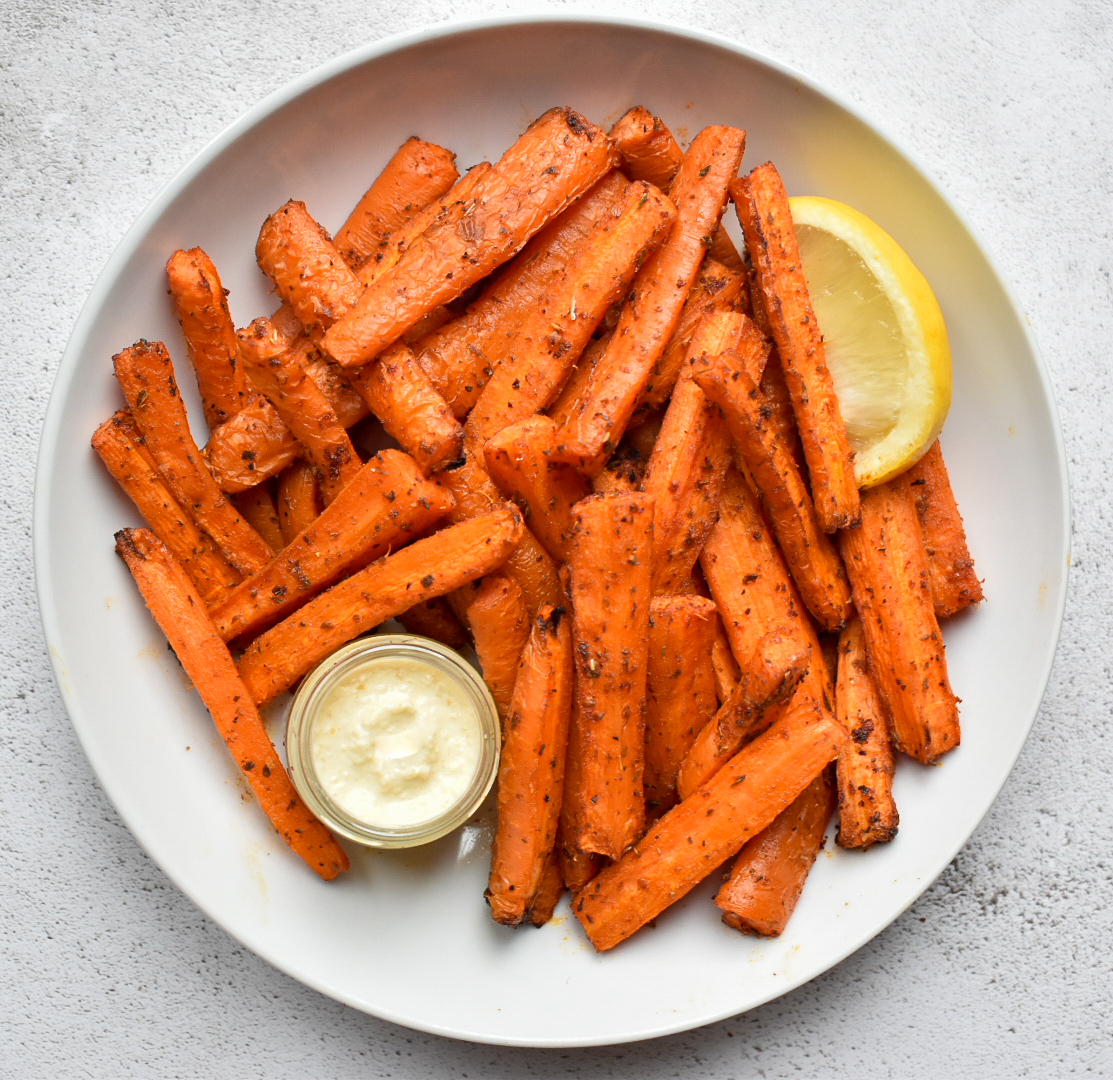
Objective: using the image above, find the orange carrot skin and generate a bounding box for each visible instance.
[564,492,654,860]
[710,620,741,704]
[835,617,899,849]
[324,108,621,368]
[643,595,719,817]
[275,460,320,546]
[165,248,255,429]
[466,572,532,721]
[487,605,574,926]
[237,506,523,706]
[92,410,242,606]
[733,164,860,534]
[837,479,960,764]
[526,849,566,927]
[573,697,847,951]
[113,340,274,576]
[114,528,348,880]
[232,483,284,554]
[211,450,453,643]
[904,440,984,617]
[334,137,459,268]
[715,770,836,936]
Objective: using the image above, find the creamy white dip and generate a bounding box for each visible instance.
[309,655,482,829]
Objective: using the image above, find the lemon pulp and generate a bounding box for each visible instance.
[789,196,952,488]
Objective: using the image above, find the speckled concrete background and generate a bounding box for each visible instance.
[4,0,1111,1076]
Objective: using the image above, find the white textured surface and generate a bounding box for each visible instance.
[3,0,1110,1076]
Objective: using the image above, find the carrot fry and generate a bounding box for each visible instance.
[237,318,362,504]
[91,410,241,606]
[556,828,606,892]
[552,126,747,473]
[694,349,852,632]
[733,163,860,533]
[414,171,630,417]
[590,442,646,496]
[237,505,523,706]
[395,596,469,649]
[466,572,532,721]
[487,604,574,925]
[114,528,348,880]
[562,492,654,860]
[165,248,256,429]
[232,482,284,554]
[113,340,274,576]
[275,460,320,546]
[345,341,464,475]
[710,616,741,704]
[643,595,719,817]
[324,108,621,368]
[202,396,301,492]
[211,450,453,643]
[834,617,899,848]
[483,415,591,564]
[903,439,984,617]
[675,630,811,801]
[715,770,836,936]
[526,849,566,927]
[573,696,846,951]
[333,137,459,268]
[837,479,960,764]
[609,105,683,190]
[464,179,676,450]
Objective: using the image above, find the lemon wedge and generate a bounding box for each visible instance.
[789,196,951,488]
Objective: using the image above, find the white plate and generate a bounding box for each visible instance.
[35,14,1068,1047]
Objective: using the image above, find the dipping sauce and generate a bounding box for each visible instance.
[285,635,500,848]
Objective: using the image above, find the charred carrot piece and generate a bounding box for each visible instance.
[487,604,574,925]
[552,126,746,473]
[165,248,257,429]
[837,479,960,764]
[466,572,532,721]
[562,492,654,860]
[693,349,852,632]
[237,318,362,504]
[238,505,524,706]
[324,108,621,367]
[590,443,646,496]
[573,696,847,951]
[275,460,320,546]
[211,450,453,643]
[92,410,241,606]
[733,164,860,533]
[643,595,719,818]
[395,596,469,649]
[414,171,630,417]
[333,137,459,268]
[834,617,899,848]
[715,770,836,936]
[903,439,983,617]
[115,528,348,880]
[483,415,591,564]
[346,341,464,475]
[232,482,284,554]
[113,340,274,576]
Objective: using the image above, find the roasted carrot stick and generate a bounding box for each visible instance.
[715,770,836,936]
[275,460,320,545]
[482,415,591,564]
[487,604,574,925]
[211,450,453,643]
[466,572,532,721]
[413,171,630,417]
[324,108,620,368]
[710,616,741,704]
[202,396,301,492]
[552,126,747,473]
[333,137,459,268]
[572,696,846,951]
[113,340,274,576]
[837,479,960,764]
[232,482,284,554]
[237,318,362,504]
[733,163,860,533]
[395,596,469,649]
[693,349,852,632]
[562,492,654,860]
[345,341,464,475]
[165,248,256,429]
[114,528,348,880]
[237,505,523,706]
[643,595,719,817]
[91,410,242,606]
[834,617,899,848]
[903,439,983,617]
[526,849,566,927]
